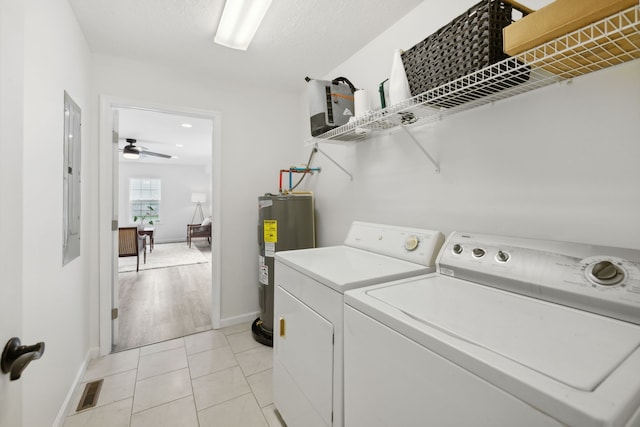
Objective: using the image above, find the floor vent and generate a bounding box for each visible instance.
[76,379,103,411]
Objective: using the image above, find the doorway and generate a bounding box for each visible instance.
[116,107,213,350]
[98,97,223,356]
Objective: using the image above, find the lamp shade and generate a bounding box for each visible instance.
[191,193,206,203]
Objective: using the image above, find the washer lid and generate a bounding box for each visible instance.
[366,275,640,391]
[276,246,431,292]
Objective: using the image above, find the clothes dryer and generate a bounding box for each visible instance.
[273,221,444,427]
[344,232,640,427]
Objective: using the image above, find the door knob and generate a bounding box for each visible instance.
[1,337,45,381]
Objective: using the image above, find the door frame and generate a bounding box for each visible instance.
[98,96,222,355]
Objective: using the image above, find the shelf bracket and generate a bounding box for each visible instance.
[314,145,353,180]
[400,125,440,173]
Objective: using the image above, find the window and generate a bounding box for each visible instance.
[129,178,161,224]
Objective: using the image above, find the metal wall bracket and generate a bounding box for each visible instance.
[314,145,353,180]
[399,125,440,173]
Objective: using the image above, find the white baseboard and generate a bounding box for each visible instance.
[216,311,259,329]
[52,346,100,427]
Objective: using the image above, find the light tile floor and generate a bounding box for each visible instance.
[63,323,286,427]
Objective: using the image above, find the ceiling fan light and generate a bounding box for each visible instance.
[123,145,140,159]
[214,0,272,50]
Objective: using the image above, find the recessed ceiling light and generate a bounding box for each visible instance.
[176,144,184,147]
[181,123,192,128]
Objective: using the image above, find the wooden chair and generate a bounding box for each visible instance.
[118,227,146,272]
[187,223,211,247]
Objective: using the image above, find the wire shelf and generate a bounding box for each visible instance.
[307,4,640,145]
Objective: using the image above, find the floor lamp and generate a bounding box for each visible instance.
[191,193,206,224]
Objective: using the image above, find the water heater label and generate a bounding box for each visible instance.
[265,242,276,258]
[264,220,278,243]
[259,255,268,284]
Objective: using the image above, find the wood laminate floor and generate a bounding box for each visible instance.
[115,250,212,351]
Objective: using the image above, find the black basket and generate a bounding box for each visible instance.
[401,0,530,105]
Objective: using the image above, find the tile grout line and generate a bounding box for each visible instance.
[191,333,271,419]
[248,391,272,427]
[236,339,275,425]
[129,369,194,415]
[185,339,201,427]
[130,343,195,423]
[135,346,190,382]
[129,348,142,426]
[196,390,256,417]
[192,343,247,414]
[65,349,142,423]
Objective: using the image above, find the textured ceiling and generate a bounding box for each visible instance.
[71,0,423,165]
[72,1,553,165]
[68,0,424,92]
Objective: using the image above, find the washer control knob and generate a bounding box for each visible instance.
[452,244,463,255]
[472,248,485,258]
[496,250,510,263]
[404,235,419,251]
[590,261,624,286]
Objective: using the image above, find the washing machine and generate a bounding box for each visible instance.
[344,231,640,427]
[273,221,445,427]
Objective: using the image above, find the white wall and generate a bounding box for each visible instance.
[119,162,212,243]
[12,0,94,426]
[93,54,304,322]
[299,0,640,250]
[0,1,25,425]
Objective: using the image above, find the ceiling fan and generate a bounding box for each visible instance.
[120,138,172,159]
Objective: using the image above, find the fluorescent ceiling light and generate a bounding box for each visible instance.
[214,0,272,50]
[181,123,192,128]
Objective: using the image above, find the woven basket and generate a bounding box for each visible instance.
[401,0,530,99]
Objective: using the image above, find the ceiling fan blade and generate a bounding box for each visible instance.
[142,150,172,159]
[120,137,172,159]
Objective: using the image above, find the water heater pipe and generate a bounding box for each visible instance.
[279,167,321,193]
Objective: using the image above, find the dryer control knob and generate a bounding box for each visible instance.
[404,235,419,251]
[472,248,485,258]
[496,250,510,262]
[452,244,463,254]
[590,261,624,286]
